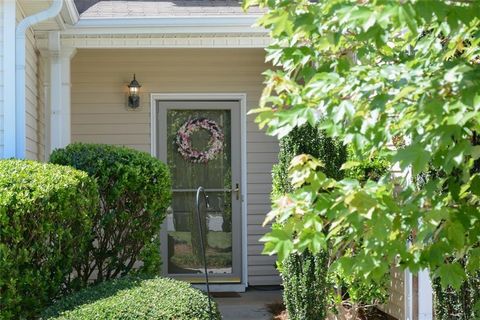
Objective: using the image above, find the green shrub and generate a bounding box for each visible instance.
[281,250,329,320]
[271,124,347,320]
[330,249,389,312]
[344,147,390,184]
[272,124,346,198]
[50,143,172,288]
[0,159,98,319]
[42,276,221,320]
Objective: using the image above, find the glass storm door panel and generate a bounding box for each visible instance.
[157,100,242,283]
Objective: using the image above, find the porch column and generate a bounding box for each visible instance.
[48,31,76,154]
[418,269,433,320]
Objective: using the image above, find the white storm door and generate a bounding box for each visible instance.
[157,100,242,283]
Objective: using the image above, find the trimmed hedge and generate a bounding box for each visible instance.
[50,143,172,288]
[281,250,329,320]
[42,276,221,320]
[0,160,98,319]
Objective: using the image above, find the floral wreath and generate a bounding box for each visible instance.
[176,118,224,163]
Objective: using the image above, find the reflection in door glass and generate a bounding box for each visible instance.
[166,109,232,275]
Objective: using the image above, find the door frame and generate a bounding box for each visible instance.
[150,93,248,291]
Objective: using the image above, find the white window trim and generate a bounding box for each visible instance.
[150,93,248,290]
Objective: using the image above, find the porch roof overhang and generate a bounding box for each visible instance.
[22,0,269,49]
[37,14,270,49]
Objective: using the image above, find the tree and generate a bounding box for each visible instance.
[244,0,480,294]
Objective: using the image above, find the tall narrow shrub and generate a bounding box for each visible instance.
[271,124,347,320]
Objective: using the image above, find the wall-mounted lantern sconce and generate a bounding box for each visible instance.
[127,74,141,108]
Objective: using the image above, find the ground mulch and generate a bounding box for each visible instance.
[266,302,397,320]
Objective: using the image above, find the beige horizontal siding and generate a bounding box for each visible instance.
[71,48,280,286]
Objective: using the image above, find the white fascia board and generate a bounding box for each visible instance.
[61,0,80,25]
[62,16,265,35]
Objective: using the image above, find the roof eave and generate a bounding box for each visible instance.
[62,15,266,35]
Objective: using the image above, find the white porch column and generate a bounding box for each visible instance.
[48,31,76,154]
[405,269,414,320]
[418,269,433,320]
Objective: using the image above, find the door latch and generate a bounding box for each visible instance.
[233,183,240,200]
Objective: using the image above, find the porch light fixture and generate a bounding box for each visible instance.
[127,74,141,108]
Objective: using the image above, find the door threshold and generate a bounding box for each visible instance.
[193,283,246,293]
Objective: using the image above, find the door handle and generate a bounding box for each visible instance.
[225,184,240,200]
[233,183,240,200]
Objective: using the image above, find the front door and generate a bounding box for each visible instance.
[157,100,242,283]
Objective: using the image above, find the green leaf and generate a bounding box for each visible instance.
[471,146,480,160]
[260,228,294,261]
[393,144,430,175]
[340,161,361,170]
[435,263,466,290]
[470,175,480,196]
[345,190,377,215]
[446,221,465,249]
[466,248,480,272]
[398,5,418,34]
[242,0,259,10]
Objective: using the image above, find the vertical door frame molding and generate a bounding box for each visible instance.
[150,93,248,290]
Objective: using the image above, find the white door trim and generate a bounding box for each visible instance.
[150,93,248,290]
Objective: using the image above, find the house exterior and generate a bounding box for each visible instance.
[0,1,432,319]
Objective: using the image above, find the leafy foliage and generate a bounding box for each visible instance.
[50,143,172,288]
[0,160,98,319]
[271,124,346,319]
[244,0,480,291]
[335,151,390,310]
[42,276,221,320]
[330,249,389,312]
[344,148,390,184]
[433,259,480,320]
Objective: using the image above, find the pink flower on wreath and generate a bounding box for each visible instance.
[176,118,224,163]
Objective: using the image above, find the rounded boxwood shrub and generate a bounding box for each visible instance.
[0,159,98,319]
[42,276,221,320]
[50,143,172,288]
